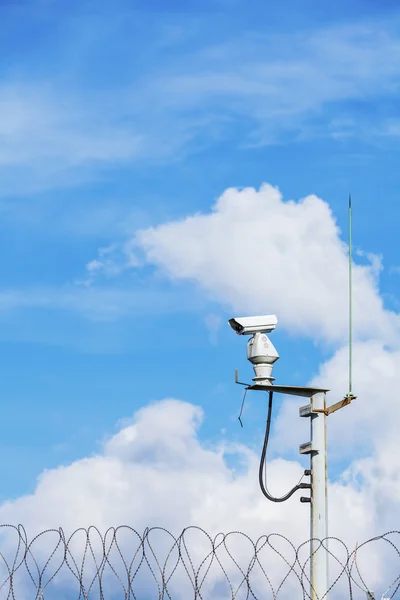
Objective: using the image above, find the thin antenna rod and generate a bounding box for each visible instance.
[348,194,353,396]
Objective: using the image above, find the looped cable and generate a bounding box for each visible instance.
[259,390,310,502]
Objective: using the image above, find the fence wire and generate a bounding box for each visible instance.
[0,525,398,599]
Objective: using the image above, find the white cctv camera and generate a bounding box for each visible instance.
[228,315,278,336]
[228,315,279,385]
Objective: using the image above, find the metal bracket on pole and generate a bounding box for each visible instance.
[234,369,251,387]
[325,393,356,416]
[299,442,313,454]
[299,404,312,417]
[300,395,357,417]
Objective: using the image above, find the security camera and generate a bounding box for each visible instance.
[228,315,278,336]
[228,315,279,385]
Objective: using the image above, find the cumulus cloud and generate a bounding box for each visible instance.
[0,398,396,598]
[270,340,400,464]
[130,185,400,477]
[80,184,399,465]
[134,184,398,344]
[0,400,307,538]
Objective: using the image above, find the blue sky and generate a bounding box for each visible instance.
[1,0,400,506]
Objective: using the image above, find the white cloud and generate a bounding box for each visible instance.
[0,84,145,170]
[0,398,397,598]
[134,184,398,345]
[3,18,400,194]
[78,241,143,286]
[139,19,400,145]
[0,400,310,597]
[270,340,400,465]
[0,284,199,322]
[0,80,203,195]
[130,184,400,487]
[86,259,104,273]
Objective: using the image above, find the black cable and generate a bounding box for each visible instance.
[259,390,311,502]
[238,389,248,428]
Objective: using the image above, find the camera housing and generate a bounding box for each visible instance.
[228,315,278,335]
[247,333,279,383]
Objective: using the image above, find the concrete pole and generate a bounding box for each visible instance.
[310,392,329,600]
[240,383,331,598]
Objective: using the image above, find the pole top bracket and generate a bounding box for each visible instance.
[325,393,357,416]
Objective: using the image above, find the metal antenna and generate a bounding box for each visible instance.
[348,194,353,396]
[346,194,356,402]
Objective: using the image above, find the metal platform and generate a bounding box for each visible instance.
[246,384,329,398]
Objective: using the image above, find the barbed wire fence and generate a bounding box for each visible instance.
[0,525,398,598]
